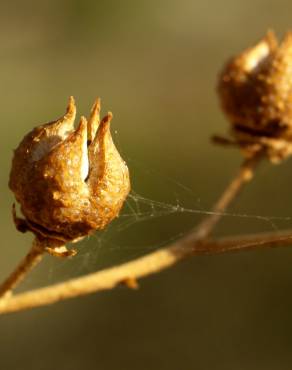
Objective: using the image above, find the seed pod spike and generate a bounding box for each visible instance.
[75,116,89,182]
[88,112,113,181]
[43,96,77,139]
[97,111,113,144]
[87,98,101,143]
[239,34,276,74]
[265,29,278,47]
[42,114,89,191]
[88,112,130,228]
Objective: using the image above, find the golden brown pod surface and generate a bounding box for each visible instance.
[218,31,292,161]
[9,97,130,242]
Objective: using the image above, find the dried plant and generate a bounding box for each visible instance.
[216,30,292,162]
[1,30,292,315]
[0,98,130,296]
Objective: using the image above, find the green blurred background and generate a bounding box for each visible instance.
[2,1,292,369]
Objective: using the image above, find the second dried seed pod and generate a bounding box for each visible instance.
[217,31,292,162]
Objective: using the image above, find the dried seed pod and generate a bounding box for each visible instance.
[9,97,130,244]
[217,31,292,162]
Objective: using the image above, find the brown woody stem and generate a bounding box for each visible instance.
[0,151,263,313]
[0,237,69,298]
[0,238,45,298]
[189,150,263,240]
[0,229,291,314]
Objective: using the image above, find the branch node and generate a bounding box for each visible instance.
[120,277,139,290]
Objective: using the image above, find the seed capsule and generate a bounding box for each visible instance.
[217,31,292,162]
[9,97,130,243]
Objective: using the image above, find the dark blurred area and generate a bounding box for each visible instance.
[2,1,292,369]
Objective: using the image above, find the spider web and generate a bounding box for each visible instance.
[42,157,292,285]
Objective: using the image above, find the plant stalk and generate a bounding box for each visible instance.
[0,151,263,308]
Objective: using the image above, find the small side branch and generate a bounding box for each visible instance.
[0,238,71,298]
[0,238,44,298]
[1,229,292,314]
[192,151,262,240]
[0,150,264,312]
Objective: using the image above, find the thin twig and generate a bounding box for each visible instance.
[0,238,44,298]
[0,238,67,298]
[0,152,260,298]
[188,150,263,240]
[1,229,292,314]
[0,151,263,312]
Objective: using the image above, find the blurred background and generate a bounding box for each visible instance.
[2,0,292,369]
